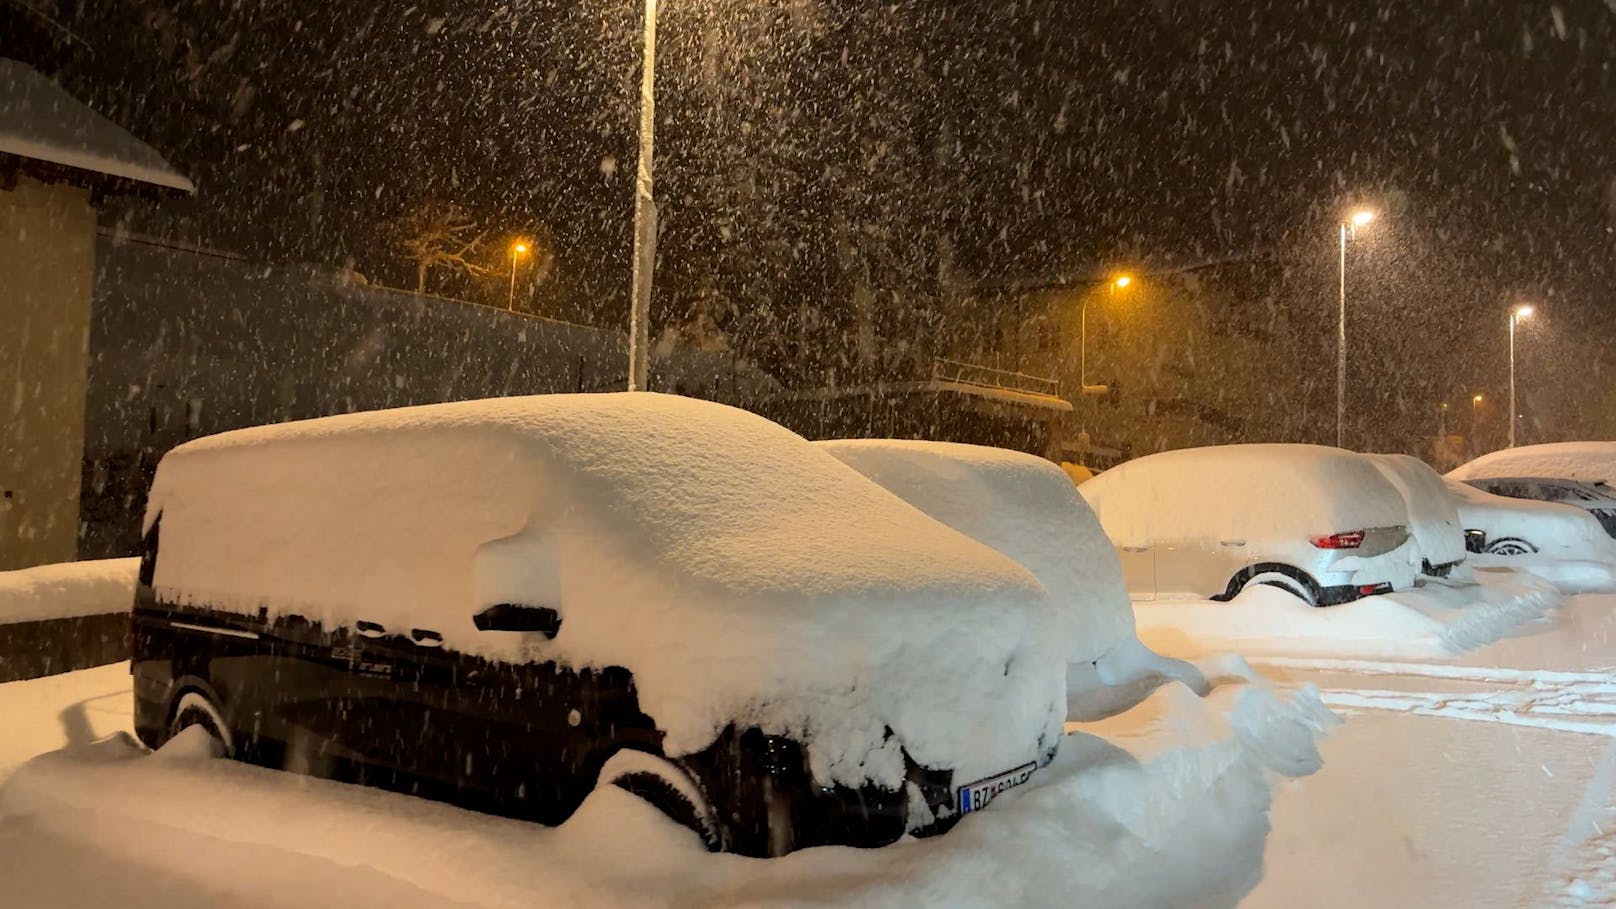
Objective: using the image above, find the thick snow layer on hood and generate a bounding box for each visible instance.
[0,559,137,625]
[0,668,1332,909]
[815,439,1135,665]
[1079,444,1409,546]
[1366,454,1469,572]
[1135,569,1560,662]
[1447,479,1616,563]
[1449,442,1616,485]
[144,393,1063,788]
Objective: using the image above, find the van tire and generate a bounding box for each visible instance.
[168,691,233,757]
[599,751,720,852]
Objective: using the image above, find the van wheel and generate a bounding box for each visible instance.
[598,751,720,852]
[1235,568,1322,608]
[168,691,233,758]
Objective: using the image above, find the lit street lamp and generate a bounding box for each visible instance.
[508,241,529,310]
[627,0,660,391]
[1080,274,1133,389]
[1509,304,1534,448]
[1336,207,1376,449]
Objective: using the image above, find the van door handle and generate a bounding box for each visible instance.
[1120,545,1148,553]
[356,621,386,638]
[1220,539,1247,548]
[410,628,444,648]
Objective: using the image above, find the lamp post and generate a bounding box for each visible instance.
[627,0,659,391]
[1336,207,1375,449]
[1471,393,1485,454]
[508,241,529,310]
[1080,274,1132,389]
[1509,304,1534,448]
[1438,401,1449,438]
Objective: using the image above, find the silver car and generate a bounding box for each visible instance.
[1078,444,1422,607]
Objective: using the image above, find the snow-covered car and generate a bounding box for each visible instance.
[131,393,1065,857]
[1460,477,1616,539]
[1077,444,1422,607]
[816,439,1208,717]
[1448,441,1616,486]
[1445,478,1616,561]
[1364,453,1469,578]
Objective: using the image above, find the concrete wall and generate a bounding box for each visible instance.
[1,176,95,570]
[80,236,774,559]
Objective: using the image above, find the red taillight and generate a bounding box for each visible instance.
[1310,530,1365,549]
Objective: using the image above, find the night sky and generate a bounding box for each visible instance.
[17,0,1616,447]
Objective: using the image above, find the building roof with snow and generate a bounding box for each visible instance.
[0,57,193,193]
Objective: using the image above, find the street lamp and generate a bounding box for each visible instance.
[1080,274,1133,389]
[1471,393,1485,450]
[1509,304,1534,448]
[627,0,660,391]
[508,241,529,310]
[1336,207,1376,449]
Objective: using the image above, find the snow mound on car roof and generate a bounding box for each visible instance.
[815,439,1135,666]
[144,393,1064,789]
[0,559,137,625]
[1449,442,1616,484]
[1079,444,1411,541]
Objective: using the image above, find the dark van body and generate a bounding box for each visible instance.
[130,520,961,857]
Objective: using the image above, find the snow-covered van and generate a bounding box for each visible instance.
[1078,444,1423,606]
[131,393,1064,857]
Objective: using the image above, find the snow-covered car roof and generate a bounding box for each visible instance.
[815,439,1135,666]
[1448,442,1616,485]
[145,393,1064,788]
[1077,443,1409,541]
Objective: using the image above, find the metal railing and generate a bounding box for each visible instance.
[932,358,1061,397]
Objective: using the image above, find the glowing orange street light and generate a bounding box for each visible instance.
[508,241,530,310]
[1080,274,1136,389]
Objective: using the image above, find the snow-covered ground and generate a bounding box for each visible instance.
[1245,592,1616,908]
[0,663,1328,908]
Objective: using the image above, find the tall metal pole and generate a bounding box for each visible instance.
[1079,298,1088,389]
[627,0,659,391]
[1336,222,1347,449]
[508,249,518,310]
[1509,314,1518,448]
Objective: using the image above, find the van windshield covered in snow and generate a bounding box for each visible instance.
[6,1,1616,905]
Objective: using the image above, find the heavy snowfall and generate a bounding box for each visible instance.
[5,1,1616,907]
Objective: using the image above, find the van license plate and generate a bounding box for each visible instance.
[956,762,1037,814]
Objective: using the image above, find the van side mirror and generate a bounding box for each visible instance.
[473,603,562,638]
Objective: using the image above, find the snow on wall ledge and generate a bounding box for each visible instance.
[0,559,137,625]
[143,393,1065,788]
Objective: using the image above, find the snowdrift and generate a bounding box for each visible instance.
[1135,570,1561,662]
[0,669,1333,909]
[143,393,1064,788]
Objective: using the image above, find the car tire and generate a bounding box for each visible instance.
[1237,568,1322,607]
[1485,537,1538,556]
[598,751,720,852]
[168,690,233,757]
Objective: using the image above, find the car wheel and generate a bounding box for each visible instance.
[1239,569,1322,607]
[598,751,720,852]
[168,691,233,758]
[1485,537,1538,556]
